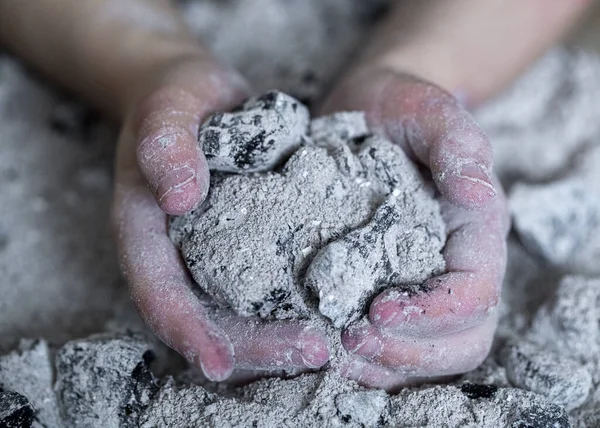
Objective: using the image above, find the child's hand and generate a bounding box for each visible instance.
[113,58,329,381]
[321,69,510,391]
[0,0,329,382]
[313,0,591,392]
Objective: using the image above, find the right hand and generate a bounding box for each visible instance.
[109,40,328,383]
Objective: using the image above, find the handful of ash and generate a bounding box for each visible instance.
[170,90,446,330]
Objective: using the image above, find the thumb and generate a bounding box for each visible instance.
[131,58,247,215]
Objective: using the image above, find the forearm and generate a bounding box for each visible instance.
[0,0,207,117]
[362,0,592,107]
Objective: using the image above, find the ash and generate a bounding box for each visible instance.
[2,0,600,427]
[171,92,446,331]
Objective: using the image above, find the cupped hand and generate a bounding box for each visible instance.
[112,57,329,382]
[321,68,510,391]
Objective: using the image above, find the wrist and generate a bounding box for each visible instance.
[364,46,482,109]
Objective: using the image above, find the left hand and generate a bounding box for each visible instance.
[320,67,510,391]
[314,0,593,391]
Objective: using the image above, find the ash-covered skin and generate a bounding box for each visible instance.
[170,96,446,325]
[200,91,310,173]
[0,387,35,428]
[54,333,159,428]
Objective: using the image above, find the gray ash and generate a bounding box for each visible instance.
[171,93,446,331]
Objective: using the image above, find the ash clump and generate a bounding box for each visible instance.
[0,334,574,428]
[500,340,592,411]
[0,339,61,427]
[510,145,600,276]
[528,276,600,363]
[201,91,310,173]
[475,47,600,185]
[170,91,446,328]
[54,333,159,428]
[0,387,35,428]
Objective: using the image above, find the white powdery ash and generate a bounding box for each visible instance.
[170,91,446,332]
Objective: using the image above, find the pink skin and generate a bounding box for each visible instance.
[113,59,329,381]
[341,316,497,392]
[321,68,510,390]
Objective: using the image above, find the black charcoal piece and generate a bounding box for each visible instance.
[0,388,35,428]
[460,383,498,399]
[200,90,309,173]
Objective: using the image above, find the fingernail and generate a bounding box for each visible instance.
[198,359,232,382]
[188,332,235,382]
[341,359,366,381]
[182,348,229,382]
[370,298,402,328]
[372,309,398,328]
[343,325,382,359]
[354,335,383,359]
[298,329,330,368]
[458,164,496,195]
[157,167,197,202]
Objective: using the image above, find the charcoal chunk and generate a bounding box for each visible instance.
[54,333,159,428]
[200,91,309,173]
[0,387,35,428]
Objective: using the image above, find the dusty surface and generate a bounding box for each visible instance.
[509,145,600,275]
[2,0,600,427]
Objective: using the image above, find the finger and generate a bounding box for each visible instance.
[341,358,409,392]
[212,312,330,371]
[132,59,247,215]
[369,183,509,336]
[342,357,460,393]
[322,70,496,210]
[343,316,497,376]
[113,127,235,381]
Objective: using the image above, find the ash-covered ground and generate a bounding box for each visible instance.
[2,1,600,427]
